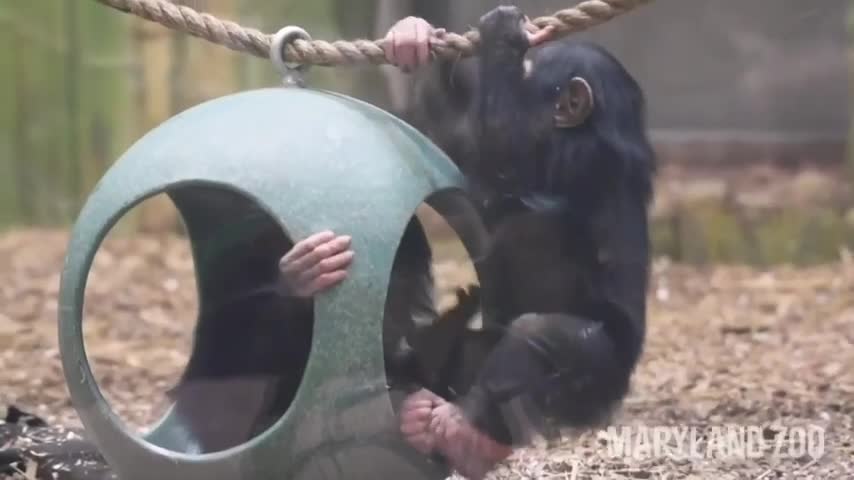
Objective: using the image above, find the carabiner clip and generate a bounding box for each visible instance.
[270,26,312,87]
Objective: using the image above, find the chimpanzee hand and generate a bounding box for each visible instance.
[399,388,446,455]
[278,230,354,297]
[382,16,446,72]
[430,401,513,480]
[400,387,512,480]
[478,6,554,52]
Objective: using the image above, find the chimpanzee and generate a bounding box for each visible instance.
[384,7,655,479]
[169,5,654,479]
[166,216,446,454]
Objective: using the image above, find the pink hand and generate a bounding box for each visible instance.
[278,230,354,297]
[430,402,513,480]
[399,388,446,454]
[383,16,446,71]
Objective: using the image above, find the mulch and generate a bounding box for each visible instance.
[1,229,852,479]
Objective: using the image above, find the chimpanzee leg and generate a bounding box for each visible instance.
[416,310,636,478]
[169,290,313,453]
[457,311,634,446]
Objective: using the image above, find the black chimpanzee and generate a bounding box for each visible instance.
[166,217,444,454]
[169,5,655,479]
[387,6,655,479]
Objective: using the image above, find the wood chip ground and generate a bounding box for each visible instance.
[1,229,852,479]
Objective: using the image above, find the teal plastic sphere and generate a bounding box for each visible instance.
[57,87,484,480]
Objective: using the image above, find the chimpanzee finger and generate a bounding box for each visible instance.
[385,17,439,71]
[318,249,355,273]
[400,409,432,435]
[522,15,536,33]
[526,25,555,47]
[400,390,444,426]
[304,270,348,296]
[301,250,354,283]
[401,398,437,422]
[286,235,352,276]
[408,388,446,407]
[398,17,424,70]
[400,398,436,453]
[383,29,396,65]
[415,19,431,68]
[279,230,335,268]
[429,405,453,438]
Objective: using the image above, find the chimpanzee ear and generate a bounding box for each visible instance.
[554,77,594,128]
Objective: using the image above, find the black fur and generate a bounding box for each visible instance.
[409,6,655,446]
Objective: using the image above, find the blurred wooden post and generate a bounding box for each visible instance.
[76,2,134,222]
[64,0,84,217]
[132,13,177,233]
[6,2,76,226]
[174,0,239,110]
[332,0,393,110]
[848,4,854,182]
[0,1,21,227]
[134,0,239,234]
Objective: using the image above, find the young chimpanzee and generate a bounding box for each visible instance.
[384,6,655,479]
[168,216,445,454]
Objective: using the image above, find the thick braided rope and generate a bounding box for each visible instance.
[94,0,652,66]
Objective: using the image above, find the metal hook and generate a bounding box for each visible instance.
[270,26,312,88]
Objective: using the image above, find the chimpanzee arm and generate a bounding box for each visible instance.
[400,57,480,169]
[460,198,650,445]
[467,12,536,195]
[382,16,480,168]
[443,188,651,450]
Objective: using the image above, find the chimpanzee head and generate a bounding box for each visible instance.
[469,8,654,205]
[530,41,646,137]
[525,40,655,202]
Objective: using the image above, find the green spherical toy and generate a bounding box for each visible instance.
[57,87,485,480]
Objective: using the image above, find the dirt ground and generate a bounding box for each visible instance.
[1,228,853,479]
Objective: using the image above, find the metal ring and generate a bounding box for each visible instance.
[270,26,312,77]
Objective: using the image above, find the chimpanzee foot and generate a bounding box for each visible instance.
[399,388,446,454]
[429,402,513,480]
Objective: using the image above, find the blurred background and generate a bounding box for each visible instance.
[1,0,852,264]
[1,1,853,479]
